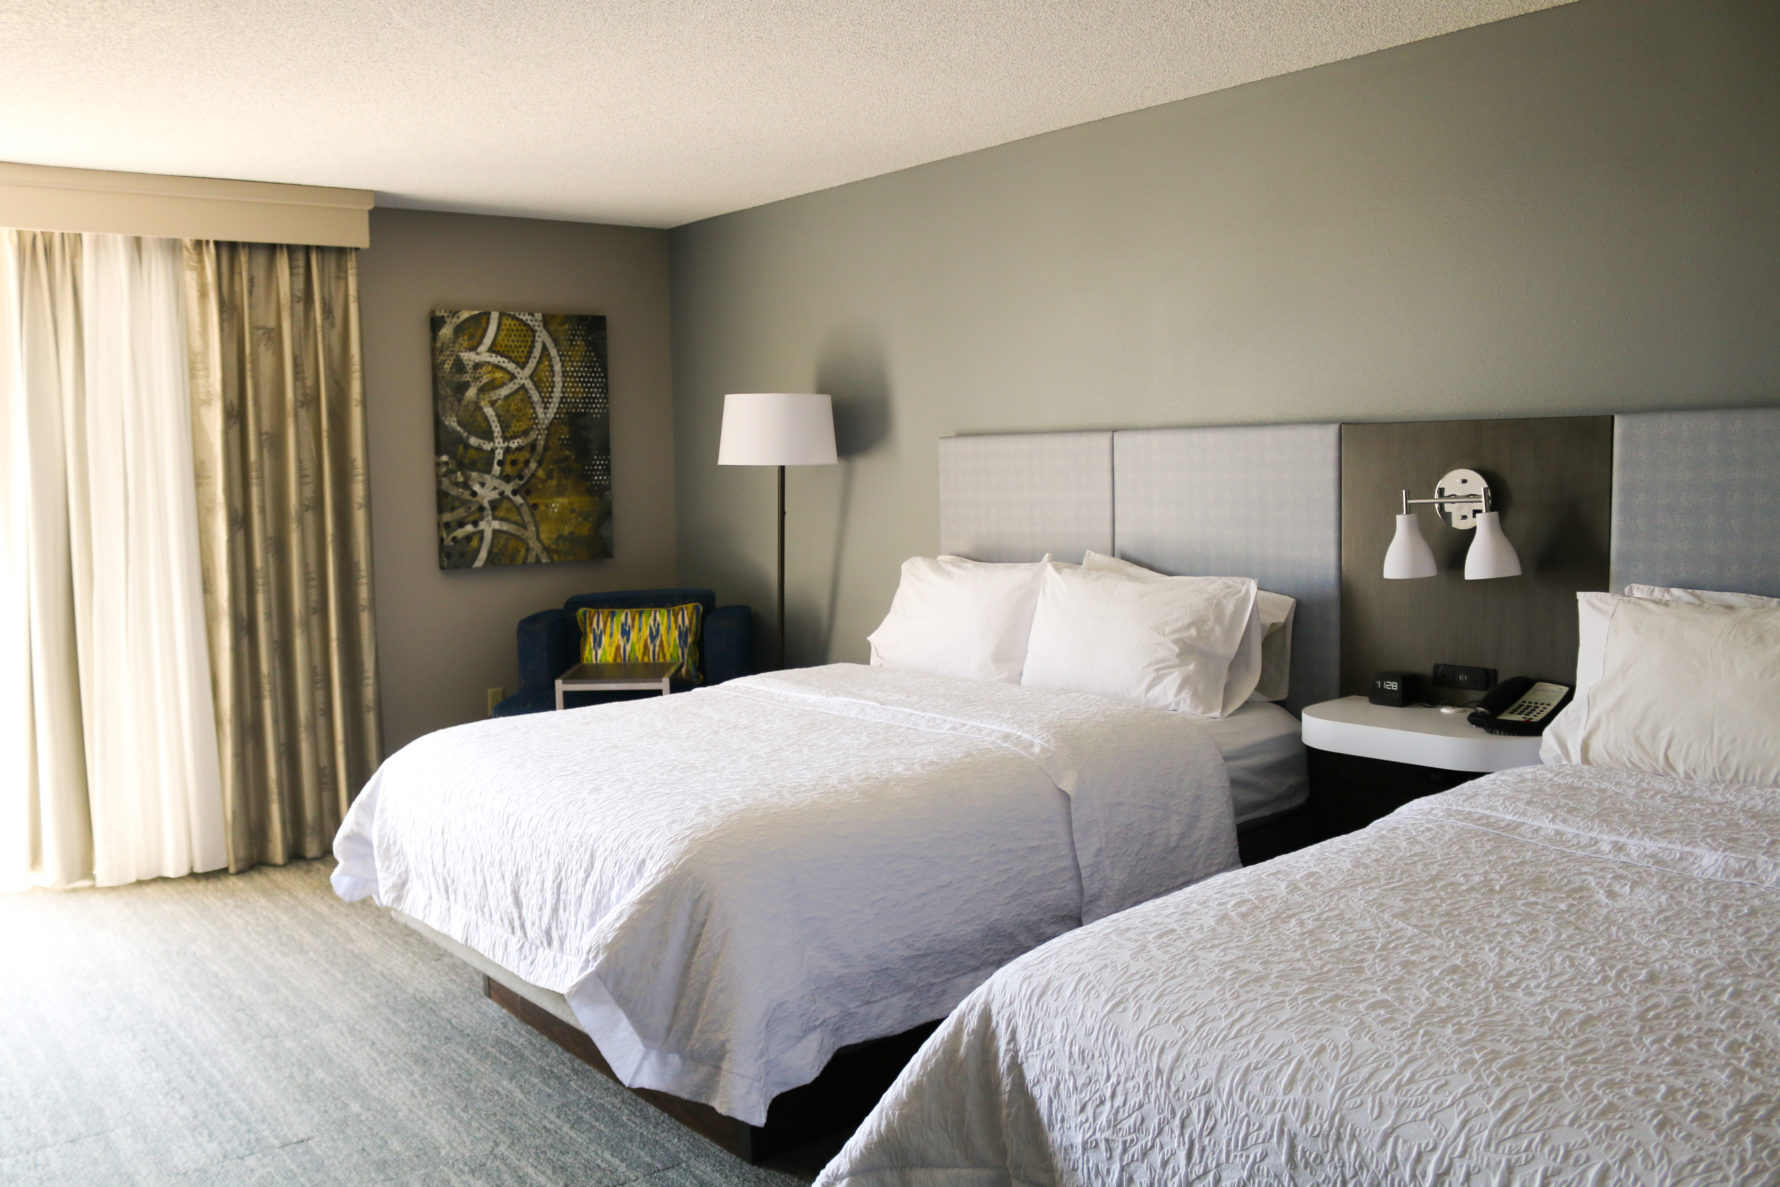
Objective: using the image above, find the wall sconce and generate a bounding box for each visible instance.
[1383,468,1522,581]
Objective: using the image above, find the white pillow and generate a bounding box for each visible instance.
[1621,583,1780,608]
[1083,550,1295,703]
[1081,551,1263,709]
[1570,598,1780,787]
[1583,585,1780,690]
[1251,590,1297,703]
[1543,585,1780,764]
[867,556,1047,683]
[1021,564,1256,717]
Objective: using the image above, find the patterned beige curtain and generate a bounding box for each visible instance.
[182,241,381,871]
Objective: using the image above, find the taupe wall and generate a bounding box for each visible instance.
[669,0,1780,671]
[360,209,676,751]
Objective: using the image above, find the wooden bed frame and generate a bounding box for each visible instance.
[484,976,936,1163]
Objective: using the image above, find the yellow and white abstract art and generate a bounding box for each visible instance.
[431,309,611,568]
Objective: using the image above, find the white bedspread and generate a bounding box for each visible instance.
[819,763,1780,1184]
[332,664,1235,1125]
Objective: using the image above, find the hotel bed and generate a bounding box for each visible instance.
[333,663,1246,1128]
[1205,701,1306,826]
[817,408,1780,1184]
[332,422,1338,1155]
[818,760,1780,1184]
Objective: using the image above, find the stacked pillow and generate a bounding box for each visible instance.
[1080,551,1296,705]
[1021,563,1254,716]
[866,555,1049,684]
[867,552,1296,718]
[1542,585,1780,787]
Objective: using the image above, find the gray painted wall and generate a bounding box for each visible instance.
[669,0,1780,670]
[360,209,677,751]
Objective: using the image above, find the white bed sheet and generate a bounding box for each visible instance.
[332,664,1237,1126]
[1199,700,1306,826]
[819,763,1780,1184]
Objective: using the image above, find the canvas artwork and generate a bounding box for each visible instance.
[432,310,612,568]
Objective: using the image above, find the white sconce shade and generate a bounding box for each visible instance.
[717,392,837,466]
[1463,510,1522,580]
[1383,512,1438,579]
[1385,470,1523,581]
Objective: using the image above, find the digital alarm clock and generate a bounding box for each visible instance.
[1368,670,1420,707]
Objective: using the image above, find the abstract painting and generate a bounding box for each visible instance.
[431,310,611,568]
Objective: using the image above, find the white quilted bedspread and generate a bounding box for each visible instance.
[819,764,1780,1185]
[332,664,1234,1125]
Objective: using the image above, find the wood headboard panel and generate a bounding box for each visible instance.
[1339,417,1613,699]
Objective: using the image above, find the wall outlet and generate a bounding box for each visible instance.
[486,687,505,716]
[1433,663,1496,691]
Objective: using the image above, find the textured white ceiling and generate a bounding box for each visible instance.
[0,1,1571,228]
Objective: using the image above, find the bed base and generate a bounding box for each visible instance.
[1235,802,1316,865]
[483,975,936,1164]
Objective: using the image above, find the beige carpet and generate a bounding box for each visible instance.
[0,860,836,1185]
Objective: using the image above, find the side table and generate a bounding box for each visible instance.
[1300,695,1543,839]
[555,661,676,710]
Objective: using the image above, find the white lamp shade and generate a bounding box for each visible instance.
[717,392,837,466]
[1464,510,1522,580]
[1382,512,1437,579]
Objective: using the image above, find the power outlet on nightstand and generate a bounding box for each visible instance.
[486,687,505,716]
[1433,663,1496,691]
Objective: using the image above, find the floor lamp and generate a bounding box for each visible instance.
[717,393,838,669]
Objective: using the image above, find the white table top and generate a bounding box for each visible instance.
[557,661,676,688]
[1301,695,1544,773]
[554,661,675,708]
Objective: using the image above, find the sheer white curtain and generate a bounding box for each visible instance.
[80,236,226,885]
[0,232,90,888]
[0,231,225,889]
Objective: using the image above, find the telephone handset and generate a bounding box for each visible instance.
[1468,677,1574,736]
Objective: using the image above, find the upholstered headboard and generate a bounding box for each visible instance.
[937,406,1776,718]
[939,424,1342,713]
[1113,426,1341,713]
[1610,408,1780,598]
[936,432,1112,563]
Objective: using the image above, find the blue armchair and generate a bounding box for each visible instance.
[493,588,754,716]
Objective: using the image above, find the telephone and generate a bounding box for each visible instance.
[1468,677,1574,735]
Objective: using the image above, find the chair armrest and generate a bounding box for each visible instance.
[492,688,555,717]
[702,605,754,685]
[517,608,576,693]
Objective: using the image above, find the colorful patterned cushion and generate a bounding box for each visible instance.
[577,603,704,683]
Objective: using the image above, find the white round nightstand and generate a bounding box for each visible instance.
[1301,695,1544,839]
[1300,696,1544,772]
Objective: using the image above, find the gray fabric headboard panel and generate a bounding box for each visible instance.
[1611,408,1780,598]
[938,432,1114,562]
[1114,424,1342,714]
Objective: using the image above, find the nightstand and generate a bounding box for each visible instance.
[1300,696,1543,838]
